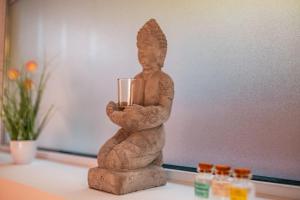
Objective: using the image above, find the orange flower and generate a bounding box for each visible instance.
[7,68,20,80]
[24,79,34,90]
[25,60,38,72]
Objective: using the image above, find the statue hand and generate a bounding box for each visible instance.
[106,101,117,116]
[123,104,143,113]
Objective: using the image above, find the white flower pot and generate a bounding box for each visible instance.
[10,140,37,164]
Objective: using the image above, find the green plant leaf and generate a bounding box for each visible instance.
[1,60,54,141]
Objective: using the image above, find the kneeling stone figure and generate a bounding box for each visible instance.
[88,18,174,195]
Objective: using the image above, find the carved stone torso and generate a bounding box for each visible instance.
[133,71,172,106]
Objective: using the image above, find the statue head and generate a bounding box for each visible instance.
[137,19,167,71]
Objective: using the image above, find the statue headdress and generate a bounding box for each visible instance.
[137,19,167,67]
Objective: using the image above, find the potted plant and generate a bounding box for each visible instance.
[1,60,53,164]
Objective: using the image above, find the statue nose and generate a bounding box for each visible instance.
[139,53,146,59]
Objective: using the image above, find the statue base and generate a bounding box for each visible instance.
[88,165,167,195]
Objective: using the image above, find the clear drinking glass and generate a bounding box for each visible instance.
[117,78,135,109]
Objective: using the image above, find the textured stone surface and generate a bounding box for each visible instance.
[88,18,174,195]
[88,166,167,195]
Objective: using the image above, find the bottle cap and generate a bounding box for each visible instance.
[234,168,251,178]
[198,163,213,173]
[215,164,231,175]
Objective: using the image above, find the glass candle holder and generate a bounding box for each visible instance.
[117,78,135,109]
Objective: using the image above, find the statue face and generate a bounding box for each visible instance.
[137,36,162,71]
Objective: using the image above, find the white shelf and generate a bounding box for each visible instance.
[0,152,296,200]
[0,152,202,200]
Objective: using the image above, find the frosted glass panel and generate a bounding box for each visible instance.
[7,0,300,180]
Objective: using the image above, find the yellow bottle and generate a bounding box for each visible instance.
[230,168,255,200]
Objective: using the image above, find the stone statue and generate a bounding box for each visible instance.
[88,18,174,195]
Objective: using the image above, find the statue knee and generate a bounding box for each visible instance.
[104,149,129,170]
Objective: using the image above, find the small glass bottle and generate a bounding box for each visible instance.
[194,163,214,199]
[211,165,232,200]
[230,168,255,200]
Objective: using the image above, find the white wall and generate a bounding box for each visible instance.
[7,0,300,180]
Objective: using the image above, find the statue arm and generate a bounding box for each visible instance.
[106,76,174,131]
